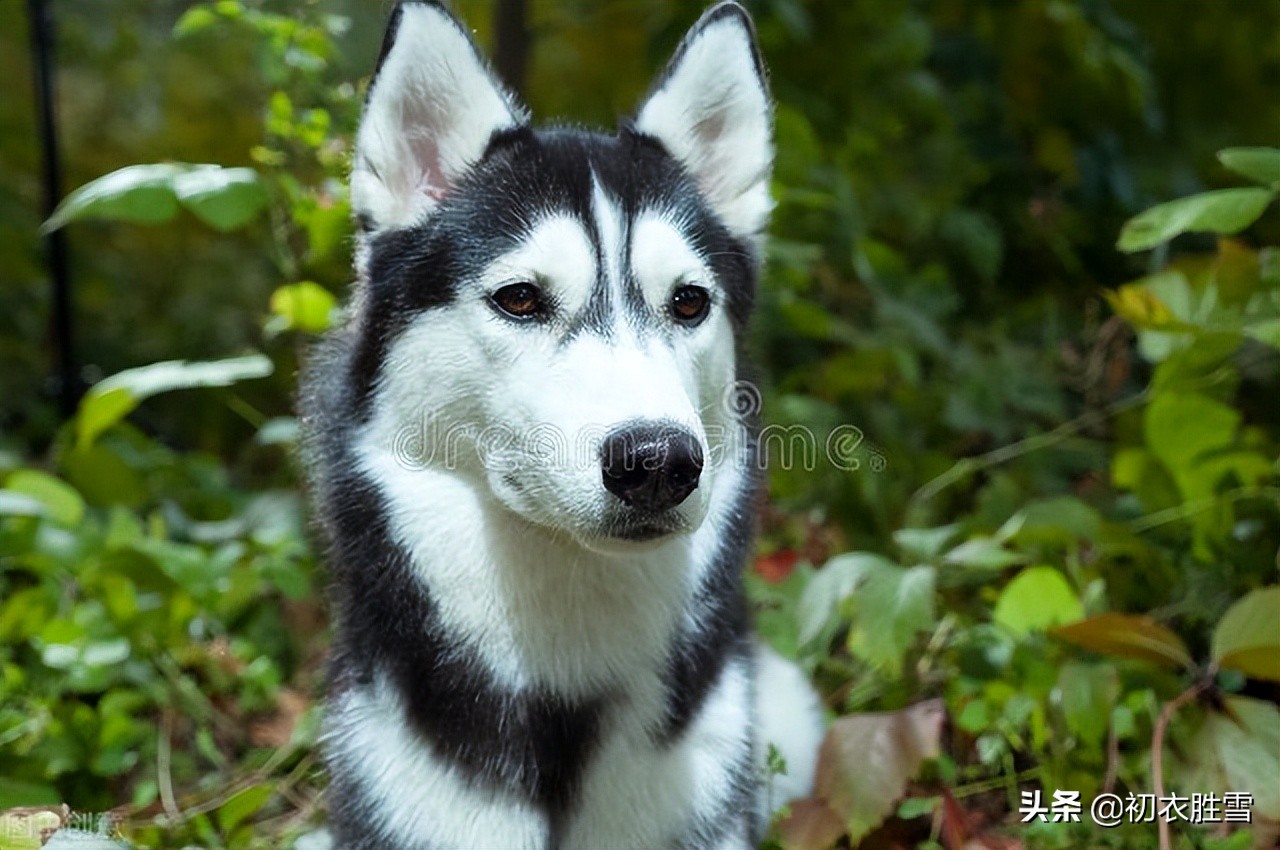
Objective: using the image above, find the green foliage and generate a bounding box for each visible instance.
[1211,587,1280,682]
[42,165,269,235]
[1,397,322,845]
[760,153,1279,848]
[76,356,274,450]
[1117,188,1276,252]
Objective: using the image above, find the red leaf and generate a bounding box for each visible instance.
[940,788,968,850]
[756,549,800,583]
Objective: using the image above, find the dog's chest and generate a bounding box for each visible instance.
[558,656,754,849]
[329,649,753,850]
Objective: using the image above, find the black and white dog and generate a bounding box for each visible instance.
[301,2,822,847]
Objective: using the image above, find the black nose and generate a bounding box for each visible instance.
[601,423,703,512]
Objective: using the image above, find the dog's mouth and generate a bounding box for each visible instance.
[570,511,693,553]
[611,519,681,542]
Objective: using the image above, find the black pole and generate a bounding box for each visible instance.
[493,0,529,98]
[27,0,78,418]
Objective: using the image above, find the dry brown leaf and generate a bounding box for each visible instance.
[940,788,968,850]
[776,798,846,850]
[816,699,946,844]
[249,687,309,748]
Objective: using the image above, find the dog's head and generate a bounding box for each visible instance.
[347,1,772,553]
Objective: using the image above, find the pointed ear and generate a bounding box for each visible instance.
[352,1,527,231]
[635,3,773,244]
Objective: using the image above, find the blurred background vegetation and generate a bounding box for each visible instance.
[1,1,1277,848]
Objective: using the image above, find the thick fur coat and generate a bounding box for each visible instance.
[301,3,823,847]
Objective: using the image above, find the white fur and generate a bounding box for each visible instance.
[592,177,628,317]
[486,214,599,312]
[630,212,714,309]
[354,373,747,695]
[754,643,824,813]
[562,656,753,848]
[635,10,773,243]
[352,3,525,231]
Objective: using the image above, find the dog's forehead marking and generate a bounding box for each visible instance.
[483,213,597,311]
[631,212,708,305]
[591,175,626,304]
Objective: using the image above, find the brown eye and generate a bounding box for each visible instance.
[670,285,711,325]
[491,282,544,320]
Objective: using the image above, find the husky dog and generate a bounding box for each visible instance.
[301,2,823,847]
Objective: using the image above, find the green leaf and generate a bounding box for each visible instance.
[59,445,146,509]
[816,700,945,843]
[998,497,1102,548]
[1182,697,1280,820]
[216,783,274,835]
[893,524,960,561]
[943,537,1025,570]
[1218,147,1280,187]
[173,166,269,232]
[993,566,1082,635]
[1117,187,1275,252]
[0,491,46,518]
[797,553,893,646]
[3,471,84,527]
[255,416,299,446]
[173,6,219,37]
[1212,586,1280,681]
[1057,662,1119,747]
[1244,316,1280,348]
[80,639,131,669]
[42,163,268,234]
[1144,392,1239,496]
[0,781,61,811]
[76,355,273,448]
[41,164,184,233]
[268,281,337,334]
[1052,613,1193,669]
[848,564,936,674]
[1104,281,1181,330]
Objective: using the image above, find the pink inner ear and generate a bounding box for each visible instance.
[409,134,451,205]
[422,181,449,204]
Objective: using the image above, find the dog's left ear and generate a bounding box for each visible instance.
[636,3,773,245]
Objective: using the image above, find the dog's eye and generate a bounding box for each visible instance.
[491,282,544,320]
[669,285,711,325]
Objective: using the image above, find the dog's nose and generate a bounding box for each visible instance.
[601,423,703,512]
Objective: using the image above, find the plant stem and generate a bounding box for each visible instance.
[1152,679,1210,850]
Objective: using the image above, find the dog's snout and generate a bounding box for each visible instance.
[601,423,703,513]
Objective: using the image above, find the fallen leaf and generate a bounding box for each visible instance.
[816,699,946,844]
[776,798,845,850]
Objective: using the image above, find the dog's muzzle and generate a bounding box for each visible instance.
[601,421,703,517]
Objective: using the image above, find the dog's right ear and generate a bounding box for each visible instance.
[352,1,526,232]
